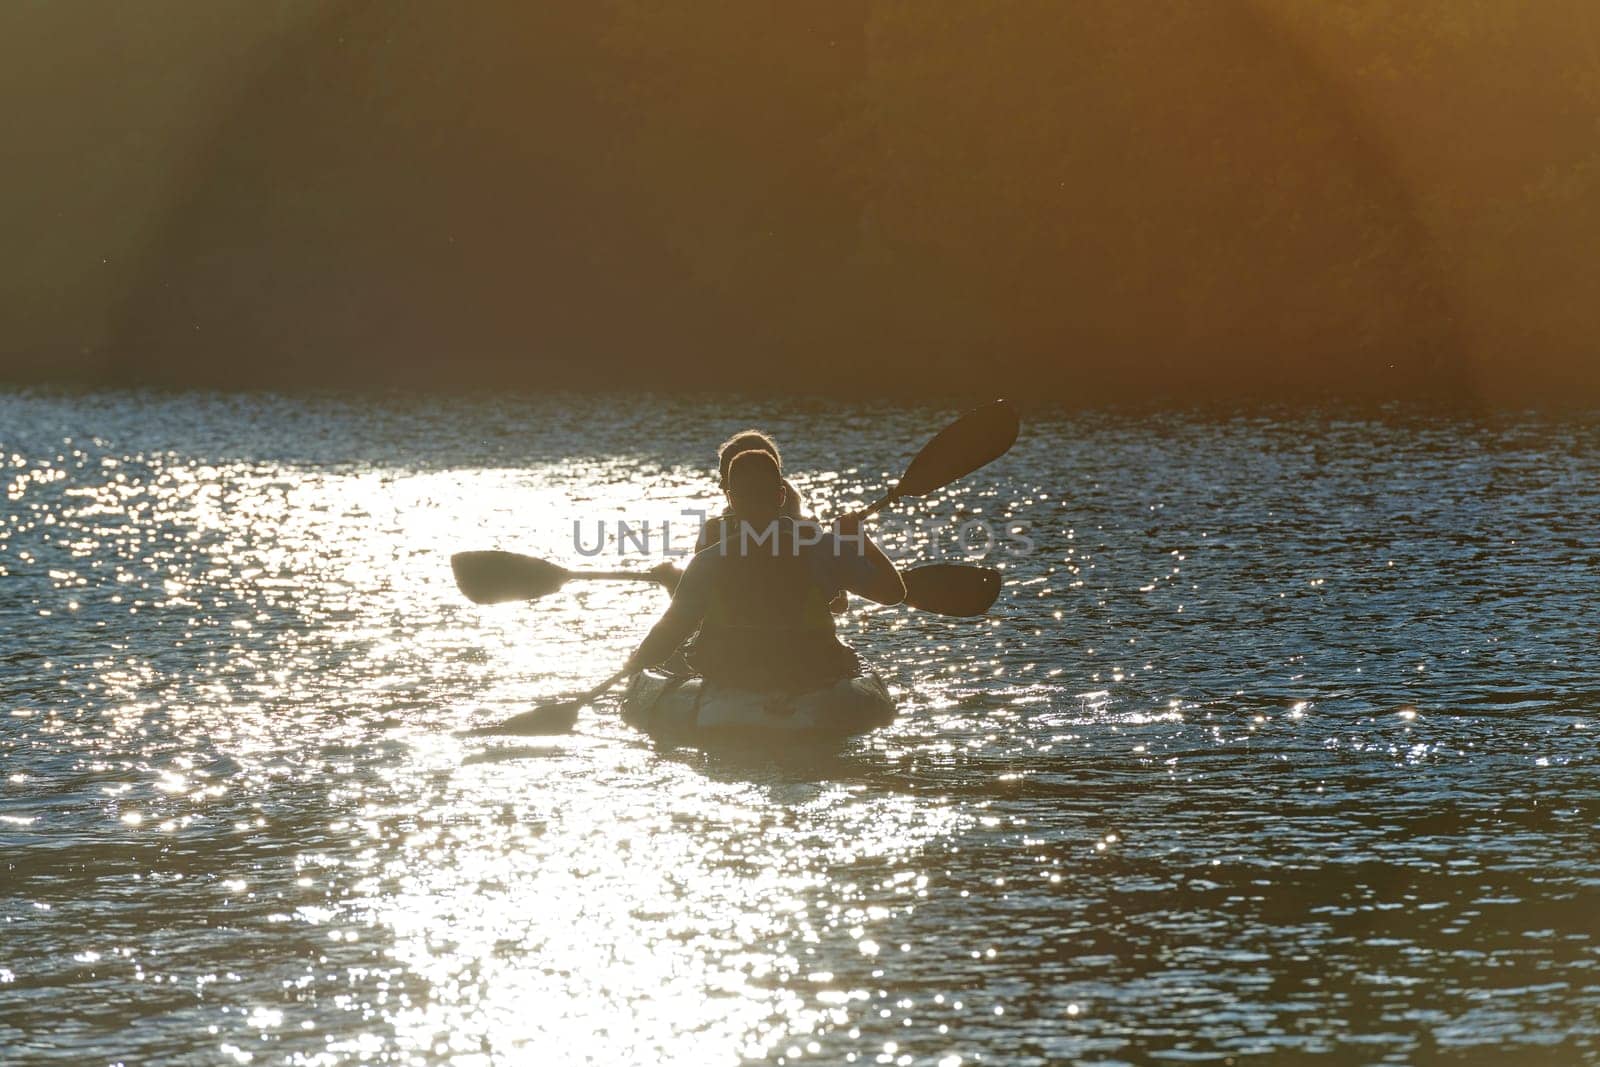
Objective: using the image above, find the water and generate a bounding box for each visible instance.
[2,389,1597,1065]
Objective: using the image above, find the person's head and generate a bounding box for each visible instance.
[724,449,784,524]
[717,430,781,488]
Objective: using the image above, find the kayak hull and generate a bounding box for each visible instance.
[621,669,895,741]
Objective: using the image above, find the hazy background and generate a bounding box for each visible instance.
[4,1,1598,404]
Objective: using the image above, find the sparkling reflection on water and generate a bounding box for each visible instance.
[2,390,1598,1065]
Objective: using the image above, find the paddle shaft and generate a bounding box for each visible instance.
[459,665,630,736]
[578,667,631,704]
[564,569,662,582]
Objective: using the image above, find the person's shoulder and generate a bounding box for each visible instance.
[674,541,723,595]
[802,521,872,584]
[788,516,827,546]
[687,537,726,565]
[696,510,731,548]
[779,515,823,548]
[793,520,837,559]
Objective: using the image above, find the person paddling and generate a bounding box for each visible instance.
[694,429,808,552]
[626,450,904,689]
[658,428,847,614]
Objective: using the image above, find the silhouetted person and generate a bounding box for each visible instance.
[626,450,904,689]
[655,427,846,613]
[694,429,807,552]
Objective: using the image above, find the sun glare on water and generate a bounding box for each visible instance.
[8,393,1600,1064]
[154,461,973,1064]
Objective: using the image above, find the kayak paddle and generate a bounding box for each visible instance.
[454,549,997,618]
[860,398,1019,518]
[902,563,1002,618]
[453,560,997,734]
[453,560,998,735]
[450,550,672,605]
[457,667,630,736]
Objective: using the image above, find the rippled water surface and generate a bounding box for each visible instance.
[3,389,1598,1065]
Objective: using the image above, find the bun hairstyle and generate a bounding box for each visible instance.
[717,429,781,487]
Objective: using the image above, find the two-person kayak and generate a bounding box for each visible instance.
[452,401,1016,744]
[620,667,895,743]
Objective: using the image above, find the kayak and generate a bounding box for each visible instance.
[620,668,896,742]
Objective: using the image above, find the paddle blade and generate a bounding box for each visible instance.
[451,551,570,604]
[458,700,582,737]
[895,399,1019,498]
[902,564,1002,617]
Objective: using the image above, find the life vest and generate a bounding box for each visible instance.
[688,523,858,689]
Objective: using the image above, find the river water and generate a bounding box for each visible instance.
[2,389,1597,1065]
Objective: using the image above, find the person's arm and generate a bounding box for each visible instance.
[833,512,905,606]
[625,600,700,673]
[625,556,710,671]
